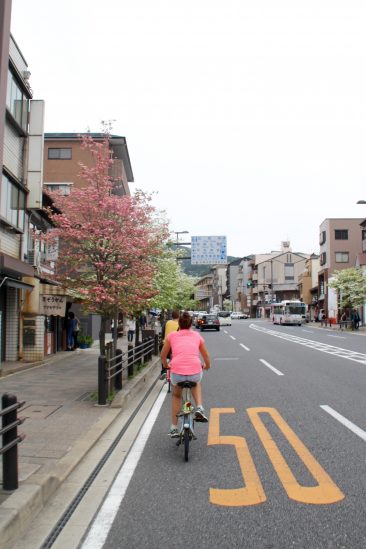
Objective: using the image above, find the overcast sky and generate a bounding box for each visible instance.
[10,0,366,257]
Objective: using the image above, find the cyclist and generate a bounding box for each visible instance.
[160,310,211,437]
[159,309,180,379]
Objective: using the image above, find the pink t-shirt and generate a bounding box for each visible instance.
[167,329,204,375]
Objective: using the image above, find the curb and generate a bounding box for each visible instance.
[0,356,161,549]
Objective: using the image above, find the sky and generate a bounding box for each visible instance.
[10,0,366,257]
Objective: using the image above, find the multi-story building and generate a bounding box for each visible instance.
[194,273,213,312]
[224,257,242,311]
[211,264,227,310]
[297,254,320,321]
[246,242,309,318]
[318,218,364,319]
[43,133,133,197]
[0,26,46,364]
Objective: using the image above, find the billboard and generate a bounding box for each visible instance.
[191,236,227,265]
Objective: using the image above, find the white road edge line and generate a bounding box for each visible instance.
[81,386,167,549]
[320,405,366,442]
[259,359,284,376]
[230,335,236,340]
[240,343,250,351]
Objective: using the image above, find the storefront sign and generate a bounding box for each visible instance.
[39,295,67,316]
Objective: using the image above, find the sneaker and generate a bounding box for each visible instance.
[159,371,167,380]
[168,427,179,438]
[194,406,208,422]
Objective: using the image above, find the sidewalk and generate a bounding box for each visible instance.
[0,335,161,548]
[308,320,366,335]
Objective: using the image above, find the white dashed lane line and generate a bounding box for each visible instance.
[240,343,250,351]
[259,359,284,376]
[230,335,236,340]
[321,405,366,442]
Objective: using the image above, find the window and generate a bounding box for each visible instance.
[284,263,294,281]
[6,69,29,131]
[335,252,349,263]
[320,252,326,266]
[48,148,72,160]
[0,174,26,231]
[44,182,72,195]
[335,229,348,240]
[319,230,326,245]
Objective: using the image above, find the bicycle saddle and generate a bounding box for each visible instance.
[177,381,197,388]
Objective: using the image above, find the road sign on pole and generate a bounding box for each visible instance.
[191,236,227,265]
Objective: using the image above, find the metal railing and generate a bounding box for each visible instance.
[1,393,26,490]
[98,335,161,405]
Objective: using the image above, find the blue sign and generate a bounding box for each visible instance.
[191,236,227,265]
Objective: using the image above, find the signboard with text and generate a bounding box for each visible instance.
[191,236,227,265]
[39,295,67,316]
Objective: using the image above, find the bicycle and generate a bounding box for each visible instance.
[175,380,197,462]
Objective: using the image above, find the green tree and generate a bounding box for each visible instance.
[148,253,198,312]
[329,267,366,309]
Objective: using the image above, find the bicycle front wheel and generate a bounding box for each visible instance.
[184,428,189,462]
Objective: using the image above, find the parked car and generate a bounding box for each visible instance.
[219,316,232,326]
[196,314,220,331]
[230,312,249,319]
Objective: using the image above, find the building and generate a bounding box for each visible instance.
[0,26,46,362]
[318,218,364,319]
[297,254,320,321]
[43,133,133,197]
[194,273,213,312]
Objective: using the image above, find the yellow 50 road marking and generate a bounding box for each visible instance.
[208,407,344,507]
[208,408,266,507]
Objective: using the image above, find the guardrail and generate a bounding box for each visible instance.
[1,394,26,490]
[98,335,161,405]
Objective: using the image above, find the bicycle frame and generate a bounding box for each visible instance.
[176,382,197,461]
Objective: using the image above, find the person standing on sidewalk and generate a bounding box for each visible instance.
[67,312,78,351]
[127,315,136,342]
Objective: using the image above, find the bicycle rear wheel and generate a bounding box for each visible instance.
[184,428,189,462]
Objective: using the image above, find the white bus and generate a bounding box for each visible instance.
[271,300,306,326]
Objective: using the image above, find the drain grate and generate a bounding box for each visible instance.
[75,391,93,402]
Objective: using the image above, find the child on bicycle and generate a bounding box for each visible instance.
[160,311,211,437]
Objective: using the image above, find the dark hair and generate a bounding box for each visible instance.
[69,311,75,319]
[172,310,180,319]
[178,311,192,330]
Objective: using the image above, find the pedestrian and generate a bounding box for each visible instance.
[127,315,136,342]
[351,309,360,330]
[67,312,78,351]
[73,315,80,349]
[139,313,147,329]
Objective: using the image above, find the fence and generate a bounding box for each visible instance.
[98,334,161,405]
[1,393,26,490]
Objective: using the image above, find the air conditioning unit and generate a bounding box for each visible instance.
[27,250,41,268]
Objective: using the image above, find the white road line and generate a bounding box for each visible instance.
[320,405,366,442]
[327,335,346,339]
[230,335,236,340]
[240,343,250,351]
[81,386,167,549]
[259,359,284,376]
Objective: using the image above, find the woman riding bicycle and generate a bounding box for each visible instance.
[160,311,211,437]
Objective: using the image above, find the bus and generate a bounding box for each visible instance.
[271,300,306,326]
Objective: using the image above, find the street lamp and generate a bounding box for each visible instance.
[173,230,189,262]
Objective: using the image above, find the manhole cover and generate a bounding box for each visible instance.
[22,404,62,419]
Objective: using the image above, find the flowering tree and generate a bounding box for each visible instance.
[45,134,169,353]
[148,253,197,312]
[329,267,366,309]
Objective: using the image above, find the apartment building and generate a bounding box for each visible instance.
[194,273,213,312]
[318,218,364,319]
[0,26,46,362]
[43,133,133,197]
[297,254,320,321]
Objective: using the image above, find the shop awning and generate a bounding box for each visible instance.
[0,277,34,291]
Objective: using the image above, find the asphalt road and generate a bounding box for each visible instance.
[88,319,366,549]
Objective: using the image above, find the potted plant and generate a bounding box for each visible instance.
[78,334,94,349]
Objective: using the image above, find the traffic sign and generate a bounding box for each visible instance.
[191,236,227,265]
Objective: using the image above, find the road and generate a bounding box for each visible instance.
[74,319,366,549]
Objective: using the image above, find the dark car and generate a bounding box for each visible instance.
[196,314,220,332]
